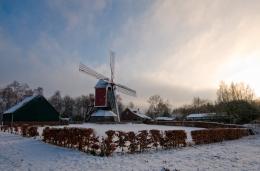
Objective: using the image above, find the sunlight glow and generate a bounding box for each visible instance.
[218,53,260,97]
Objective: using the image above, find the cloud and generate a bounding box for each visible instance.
[1,0,260,108]
[110,0,260,106]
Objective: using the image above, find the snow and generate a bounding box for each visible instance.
[3,95,36,114]
[186,113,216,118]
[91,110,117,117]
[95,79,108,88]
[155,117,175,121]
[128,108,151,119]
[1,127,260,171]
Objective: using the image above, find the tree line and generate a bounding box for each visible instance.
[1,80,260,124]
[147,81,260,124]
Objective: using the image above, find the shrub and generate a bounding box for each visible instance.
[127,131,138,153]
[100,130,117,156]
[115,131,128,152]
[137,130,150,152]
[149,129,162,150]
[27,126,39,137]
[21,125,29,137]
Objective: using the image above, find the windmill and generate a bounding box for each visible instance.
[79,51,136,122]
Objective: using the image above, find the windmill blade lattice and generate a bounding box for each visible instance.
[110,51,115,83]
[79,63,109,80]
[115,83,137,97]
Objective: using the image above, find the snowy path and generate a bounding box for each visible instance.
[0,131,260,171]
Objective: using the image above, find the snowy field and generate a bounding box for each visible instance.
[38,123,204,142]
[0,129,260,171]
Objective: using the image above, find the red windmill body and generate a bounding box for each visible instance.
[79,52,136,122]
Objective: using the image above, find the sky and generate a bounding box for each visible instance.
[1,0,260,108]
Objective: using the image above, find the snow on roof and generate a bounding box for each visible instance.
[91,110,117,117]
[3,95,37,114]
[95,79,108,88]
[186,113,216,118]
[155,117,175,121]
[128,108,151,119]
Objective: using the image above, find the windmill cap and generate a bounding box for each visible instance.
[95,79,109,88]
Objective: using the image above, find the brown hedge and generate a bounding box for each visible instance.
[42,127,188,156]
[191,128,250,144]
[145,121,244,128]
[0,125,39,137]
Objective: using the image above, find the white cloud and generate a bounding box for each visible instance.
[1,0,260,108]
[110,0,260,106]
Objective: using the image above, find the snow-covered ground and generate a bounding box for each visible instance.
[1,129,259,171]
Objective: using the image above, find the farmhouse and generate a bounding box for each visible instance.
[1,95,60,125]
[120,108,151,122]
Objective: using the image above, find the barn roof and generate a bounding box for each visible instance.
[4,95,37,114]
[91,110,117,117]
[2,95,60,123]
[128,108,151,119]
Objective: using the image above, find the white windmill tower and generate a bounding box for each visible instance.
[79,52,136,122]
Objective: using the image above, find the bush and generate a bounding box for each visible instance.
[27,126,39,137]
[163,130,187,149]
[149,129,162,150]
[137,130,150,152]
[127,131,138,153]
[115,131,128,152]
[100,130,117,156]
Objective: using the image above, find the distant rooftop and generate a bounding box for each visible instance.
[186,113,216,118]
[128,108,151,119]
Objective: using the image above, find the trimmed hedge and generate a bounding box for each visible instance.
[191,128,250,144]
[145,121,244,128]
[3,121,68,127]
[0,125,39,137]
[42,127,187,156]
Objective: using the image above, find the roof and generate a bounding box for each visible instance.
[128,108,151,119]
[91,110,117,117]
[3,95,37,114]
[95,79,108,88]
[186,113,216,118]
[155,117,175,121]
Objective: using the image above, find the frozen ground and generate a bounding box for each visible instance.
[38,123,203,142]
[0,129,259,171]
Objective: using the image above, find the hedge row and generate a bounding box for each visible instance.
[191,128,250,144]
[0,125,39,137]
[3,121,68,127]
[146,121,244,128]
[42,127,187,156]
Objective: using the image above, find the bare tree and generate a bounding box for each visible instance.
[49,91,63,114]
[217,81,255,103]
[147,95,171,118]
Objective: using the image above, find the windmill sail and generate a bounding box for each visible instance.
[79,63,109,80]
[107,88,120,121]
[115,83,137,97]
[110,51,115,83]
